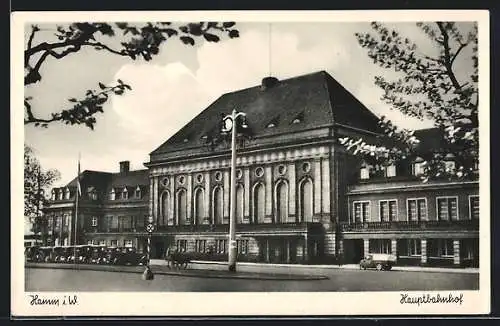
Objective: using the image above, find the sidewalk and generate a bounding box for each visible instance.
[150,259,480,275]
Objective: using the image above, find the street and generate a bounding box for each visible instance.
[25,266,479,292]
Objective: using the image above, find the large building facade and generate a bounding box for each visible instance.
[43,71,480,267]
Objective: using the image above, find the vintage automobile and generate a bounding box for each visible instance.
[359,253,397,271]
[89,246,109,264]
[111,247,147,266]
[36,246,54,263]
[66,245,91,264]
[24,246,40,262]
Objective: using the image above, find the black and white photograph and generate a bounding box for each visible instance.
[12,10,490,316]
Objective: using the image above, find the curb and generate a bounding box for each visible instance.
[25,263,329,281]
[173,260,479,274]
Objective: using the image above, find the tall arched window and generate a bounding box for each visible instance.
[253,183,265,223]
[194,188,205,225]
[213,187,223,224]
[160,191,170,226]
[275,180,288,223]
[236,184,244,224]
[299,178,313,222]
[177,189,187,225]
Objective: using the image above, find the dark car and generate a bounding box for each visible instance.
[25,246,41,262]
[111,247,147,266]
[89,246,109,264]
[359,253,397,271]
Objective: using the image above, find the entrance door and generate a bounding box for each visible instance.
[345,239,364,264]
[152,239,165,259]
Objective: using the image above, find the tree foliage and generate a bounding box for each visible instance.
[24,144,61,234]
[24,22,240,129]
[340,22,478,181]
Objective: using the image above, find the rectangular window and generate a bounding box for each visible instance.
[353,201,370,223]
[408,239,421,256]
[119,216,133,231]
[469,196,479,219]
[110,240,118,247]
[379,200,397,222]
[412,163,425,176]
[237,240,249,255]
[87,240,93,245]
[92,240,99,245]
[124,240,133,248]
[360,167,370,180]
[99,240,106,246]
[407,198,427,221]
[216,239,227,254]
[369,239,391,254]
[385,164,396,177]
[63,214,69,226]
[91,216,98,227]
[195,240,206,253]
[436,197,458,221]
[429,239,454,258]
[176,239,187,252]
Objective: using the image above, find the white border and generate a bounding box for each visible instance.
[435,196,460,221]
[378,199,398,222]
[352,200,370,223]
[11,10,490,316]
[406,197,428,222]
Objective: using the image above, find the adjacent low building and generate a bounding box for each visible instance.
[42,70,480,267]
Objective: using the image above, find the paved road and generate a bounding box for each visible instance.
[25,267,479,292]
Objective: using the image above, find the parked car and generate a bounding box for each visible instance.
[111,247,147,266]
[359,253,397,271]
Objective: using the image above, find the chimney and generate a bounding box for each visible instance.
[261,76,279,90]
[119,161,130,174]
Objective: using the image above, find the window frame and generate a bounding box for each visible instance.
[352,200,371,223]
[435,196,459,221]
[378,199,398,222]
[360,167,370,180]
[384,164,397,178]
[406,197,428,222]
[412,162,425,176]
[91,216,98,227]
[468,195,479,220]
[124,239,133,248]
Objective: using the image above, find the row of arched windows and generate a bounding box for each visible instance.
[158,178,314,225]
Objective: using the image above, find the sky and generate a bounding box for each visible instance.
[23,21,475,187]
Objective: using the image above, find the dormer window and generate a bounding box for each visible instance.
[109,188,116,201]
[134,186,141,199]
[122,188,128,200]
[183,138,189,143]
[412,157,425,176]
[360,162,370,180]
[444,153,456,173]
[292,118,301,124]
[384,163,396,178]
[87,187,98,200]
[58,189,63,200]
[51,189,56,201]
[267,123,276,128]
[64,187,70,200]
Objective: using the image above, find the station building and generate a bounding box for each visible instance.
[43,71,480,267]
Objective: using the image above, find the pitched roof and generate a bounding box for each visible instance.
[65,169,149,194]
[150,70,383,158]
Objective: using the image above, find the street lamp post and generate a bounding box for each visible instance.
[221,109,247,273]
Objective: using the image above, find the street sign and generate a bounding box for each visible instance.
[146,223,155,233]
